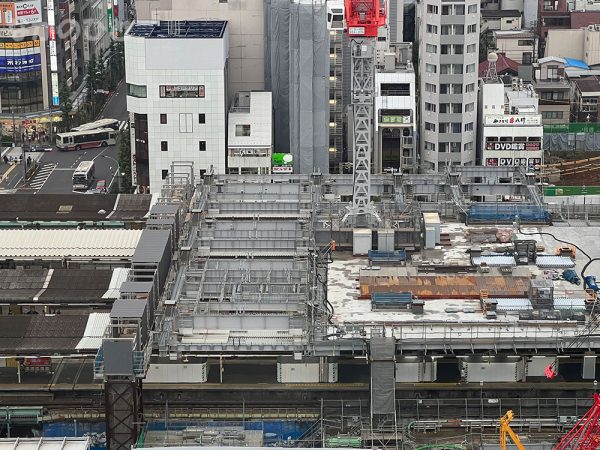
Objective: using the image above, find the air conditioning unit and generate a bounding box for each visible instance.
[595,24,600,31]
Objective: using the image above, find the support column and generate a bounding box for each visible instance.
[105,378,143,450]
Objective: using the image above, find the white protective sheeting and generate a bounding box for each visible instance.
[76,313,110,350]
[0,230,143,259]
[472,255,516,267]
[0,438,90,450]
[553,297,586,310]
[495,298,533,311]
[102,268,131,299]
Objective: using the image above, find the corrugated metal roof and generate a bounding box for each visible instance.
[120,281,153,294]
[554,297,586,310]
[110,299,146,318]
[76,313,110,350]
[494,298,533,311]
[0,230,143,259]
[0,438,90,450]
[102,268,131,299]
[131,229,171,264]
[536,255,575,269]
[472,255,516,267]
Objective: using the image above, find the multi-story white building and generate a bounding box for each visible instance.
[374,44,417,173]
[417,0,480,171]
[135,0,264,99]
[125,20,229,193]
[227,91,273,175]
[478,78,543,169]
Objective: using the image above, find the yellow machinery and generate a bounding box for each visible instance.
[500,410,525,450]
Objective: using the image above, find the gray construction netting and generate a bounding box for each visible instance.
[370,337,396,415]
[544,133,600,152]
[265,0,329,174]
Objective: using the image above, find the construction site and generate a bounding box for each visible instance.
[0,163,596,450]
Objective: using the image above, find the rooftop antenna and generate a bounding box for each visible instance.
[485,52,499,82]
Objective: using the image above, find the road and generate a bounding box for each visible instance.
[0,81,128,194]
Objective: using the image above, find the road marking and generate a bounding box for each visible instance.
[29,163,56,190]
[0,163,17,183]
[118,121,128,131]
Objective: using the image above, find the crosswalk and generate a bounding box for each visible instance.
[118,120,128,132]
[29,163,56,190]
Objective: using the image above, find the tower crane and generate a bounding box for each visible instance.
[553,394,600,450]
[341,0,384,226]
[500,410,526,450]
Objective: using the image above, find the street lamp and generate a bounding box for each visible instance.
[102,155,121,193]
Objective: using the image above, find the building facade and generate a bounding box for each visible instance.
[533,56,571,124]
[478,78,543,170]
[374,44,416,173]
[125,20,228,193]
[227,91,272,175]
[327,0,344,172]
[417,0,480,171]
[572,76,600,123]
[135,0,264,100]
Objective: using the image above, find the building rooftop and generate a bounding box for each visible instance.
[493,29,536,38]
[129,20,227,39]
[479,54,519,77]
[481,9,522,18]
[574,75,600,93]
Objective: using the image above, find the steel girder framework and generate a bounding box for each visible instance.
[105,379,143,450]
[344,38,380,226]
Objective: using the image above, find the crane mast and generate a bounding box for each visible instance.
[342,0,385,226]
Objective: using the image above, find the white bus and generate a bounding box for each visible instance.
[56,128,117,151]
[72,118,120,132]
[72,161,95,191]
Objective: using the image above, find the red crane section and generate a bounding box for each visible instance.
[554,394,600,450]
[344,0,386,37]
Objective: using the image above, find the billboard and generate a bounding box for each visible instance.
[485,115,542,126]
[0,1,42,26]
[485,141,542,151]
[486,158,541,167]
[0,37,41,73]
[272,153,293,174]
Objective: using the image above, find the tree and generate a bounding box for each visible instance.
[58,80,72,132]
[118,128,132,193]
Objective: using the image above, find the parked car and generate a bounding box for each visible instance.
[95,179,107,193]
[29,144,53,152]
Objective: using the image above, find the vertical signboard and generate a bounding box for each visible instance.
[107,0,113,33]
[113,0,119,36]
[47,0,58,106]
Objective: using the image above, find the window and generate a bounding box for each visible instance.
[199,141,206,151]
[235,124,251,136]
[518,40,534,47]
[541,91,565,100]
[468,4,477,13]
[464,122,474,131]
[454,5,464,14]
[466,63,475,73]
[450,142,461,152]
[179,113,193,133]
[441,44,463,55]
[426,63,437,73]
[454,44,464,55]
[451,122,462,133]
[159,85,205,98]
[160,114,167,124]
[466,83,475,92]
[161,141,168,152]
[425,83,437,93]
[426,24,438,33]
[439,142,448,152]
[543,0,555,9]
[542,111,564,119]
[467,44,476,53]
[441,5,451,14]
[424,141,436,151]
[427,4,438,13]
[547,65,564,81]
[467,24,477,33]
[199,113,206,124]
[440,64,462,74]
[127,83,147,98]
[162,170,168,180]
[440,84,463,94]
[425,102,437,112]
[464,141,474,151]
[380,83,410,95]
[425,122,436,131]
[522,52,532,65]
[442,24,464,35]
[465,102,475,112]
[426,43,437,53]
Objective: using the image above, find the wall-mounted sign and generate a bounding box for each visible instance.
[47,0,58,106]
[486,157,541,167]
[159,85,205,98]
[381,115,411,124]
[106,0,113,32]
[272,153,293,173]
[0,1,42,26]
[485,115,542,126]
[485,141,542,151]
[0,37,41,73]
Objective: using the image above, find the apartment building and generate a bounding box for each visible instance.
[125,20,228,193]
[417,0,480,171]
[533,56,571,124]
